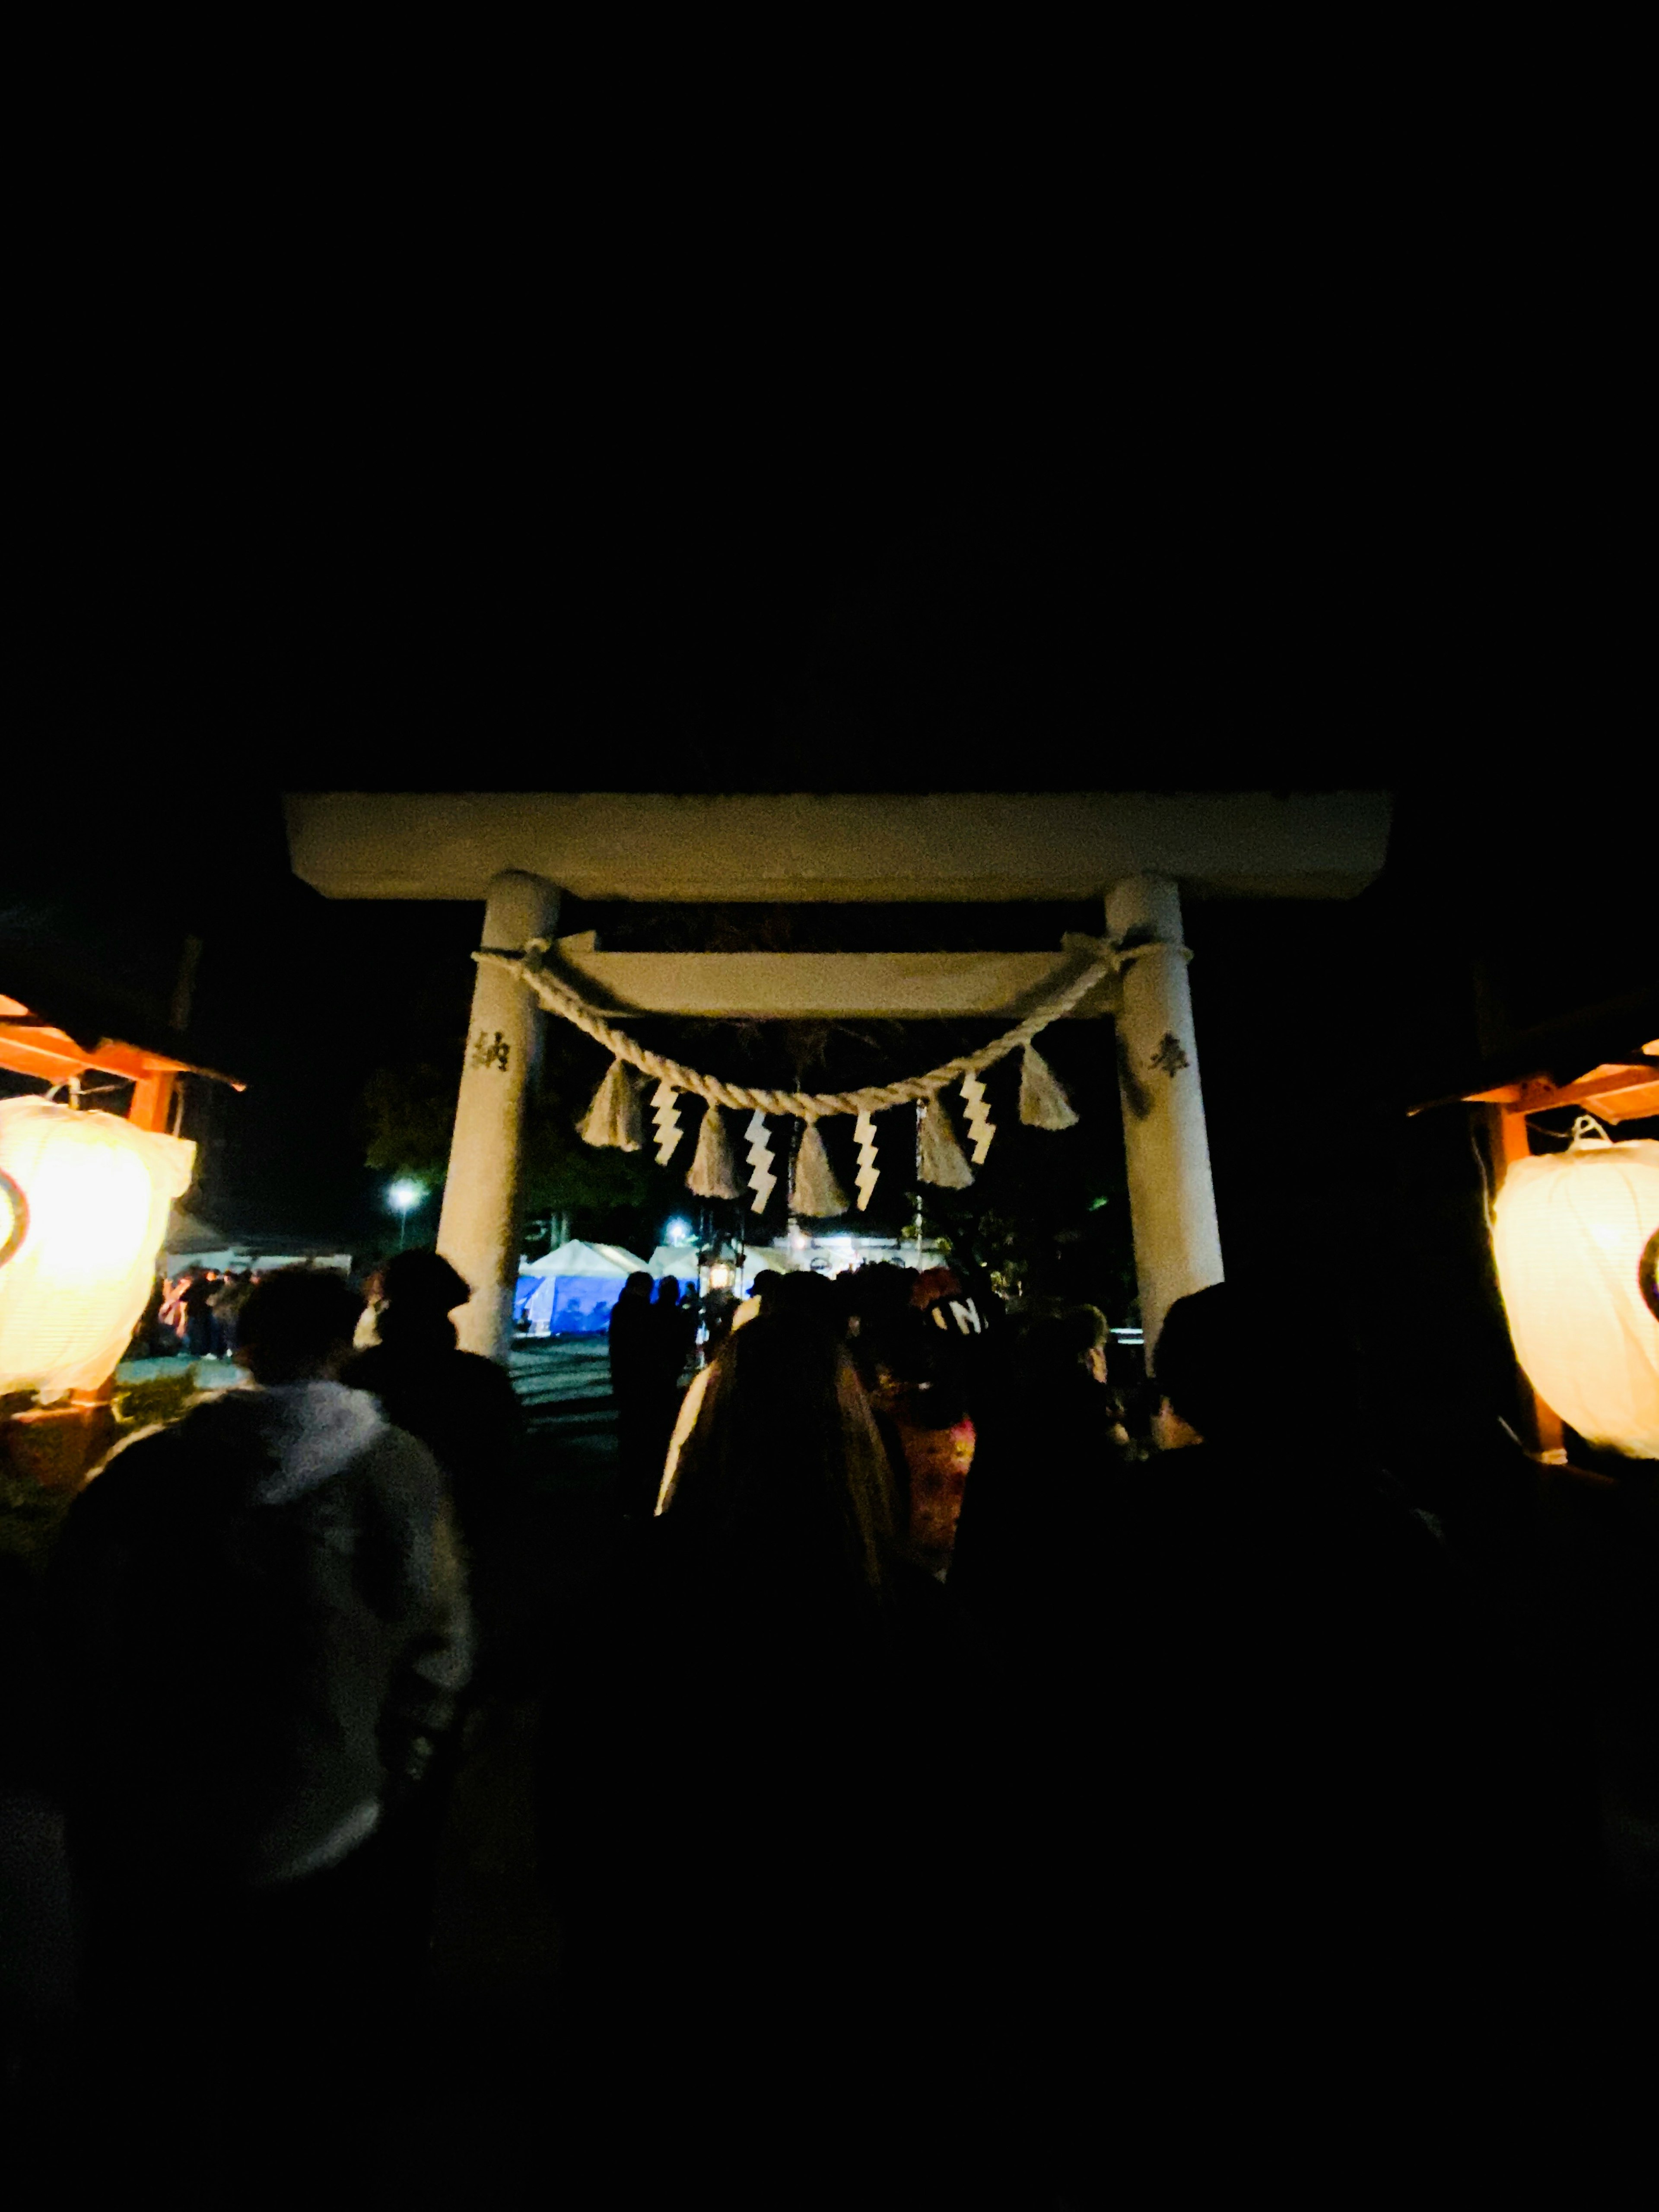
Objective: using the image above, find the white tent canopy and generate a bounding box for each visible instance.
[646,1245,699,1279]
[519,1239,648,1279]
[517,1239,650,1338]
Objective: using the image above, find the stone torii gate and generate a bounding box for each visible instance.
[286,791,1390,1359]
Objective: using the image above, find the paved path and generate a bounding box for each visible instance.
[114,1354,244,1391]
[117,1337,617,1407]
[116,1341,623,1454]
[506,1337,614,1418]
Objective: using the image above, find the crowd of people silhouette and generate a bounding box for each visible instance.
[2,1243,1654,2196]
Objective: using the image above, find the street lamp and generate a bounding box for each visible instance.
[388,1179,426,1250]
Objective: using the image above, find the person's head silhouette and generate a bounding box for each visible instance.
[373,1249,472,1349]
[235,1268,365,1384]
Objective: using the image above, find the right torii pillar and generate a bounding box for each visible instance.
[1105,874,1224,1354]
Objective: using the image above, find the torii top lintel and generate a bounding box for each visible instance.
[283,791,1390,904]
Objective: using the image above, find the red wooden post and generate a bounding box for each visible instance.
[127,1068,177,1132]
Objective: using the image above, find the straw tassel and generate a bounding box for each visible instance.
[918,1094,974,1188]
[1019,1042,1078,1130]
[579,1058,643,1150]
[790,1118,848,1217]
[686,1102,741,1198]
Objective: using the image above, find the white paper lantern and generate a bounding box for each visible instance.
[1492,1118,1659,1458]
[0,1097,196,1402]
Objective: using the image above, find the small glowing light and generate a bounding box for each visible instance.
[388,1180,426,1214]
[665,1218,694,1246]
[707,1261,734,1290]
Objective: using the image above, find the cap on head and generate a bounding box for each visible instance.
[378,1249,472,1316]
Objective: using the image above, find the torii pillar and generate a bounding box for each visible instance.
[1106,874,1224,1354]
[438,869,562,1358]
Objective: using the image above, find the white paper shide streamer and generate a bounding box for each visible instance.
[745,1111,776,1214]
[853,1110,880,1212]
[651,1081,684,1166]
[959,1071,995,1164]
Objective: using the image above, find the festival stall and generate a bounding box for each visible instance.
[161,1240,354,1276]
[732,1233,947,1293]
[517,1239,649,1338]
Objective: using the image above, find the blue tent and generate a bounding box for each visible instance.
[516,1240,648,1338]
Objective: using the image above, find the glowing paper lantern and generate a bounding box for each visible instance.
[0,1097,196,1402]
[1492,1119,1659,1458]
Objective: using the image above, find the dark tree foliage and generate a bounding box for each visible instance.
[361,1023,683,1256]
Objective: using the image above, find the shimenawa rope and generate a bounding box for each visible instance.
[477,937,1125,1121]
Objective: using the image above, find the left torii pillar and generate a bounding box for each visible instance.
[438,870,562,1359]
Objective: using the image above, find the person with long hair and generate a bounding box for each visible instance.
[538,1299,1023,2198]
[658,1305,893,1593]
